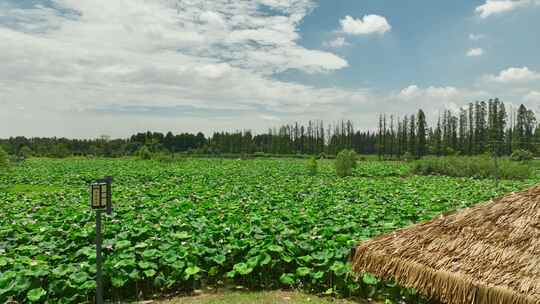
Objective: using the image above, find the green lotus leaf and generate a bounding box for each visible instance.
[296,267,311,277]
[233,263,253,275]
[143,269,156,277]
[362,273,379,285]
[279,273,295,285]
[27,288,46,302]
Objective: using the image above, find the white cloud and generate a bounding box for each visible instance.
[467,48,484,57]
[475,0,537,18]
[259,114,281,121]
[0,0,348,78]
[194,63,232,79]
[469,33,485,41]
[485,67,540,83]
[398,85,421,99]
[339,15,391,35]
[398,85,461,101]
[393,85,491,120]
[0,0,360,136]
[524,91,540,103]
[198,11,227,29]
[0,1,536,138]
[323,37,349,48]
[425,87,461,99]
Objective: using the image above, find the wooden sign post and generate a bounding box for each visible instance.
[90,176,113,304]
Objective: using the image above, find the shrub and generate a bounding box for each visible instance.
[307,157,318,176]
[335,149,357,177]
[442,147,458,156]
[510,149,533,162]
[253,152,267,158]
[402,152,414,161]
[349,150,358,169]
[412,156,530,180]
[154,152,175,163]
[136,146,152,160]
[51,144,71,158]
[19,146,33,160]
[0,147,9,169]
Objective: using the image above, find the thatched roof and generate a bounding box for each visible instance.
[351,186,540,304]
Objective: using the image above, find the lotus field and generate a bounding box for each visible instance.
[0,158,537,303]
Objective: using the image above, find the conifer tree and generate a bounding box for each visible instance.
[417,110,427,157]
[408,114,416,155]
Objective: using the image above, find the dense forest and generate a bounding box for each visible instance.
[2,99,539,158]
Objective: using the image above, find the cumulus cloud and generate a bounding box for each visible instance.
[323,37,349,48]
[0,0,535,138]
[475,0,537,18]
[397,85,460,101]
[524,91,540,103]
[0,0,348,78]
[485,67,540,83]
[0,0,360,137]
[467,48,484,57]
[371,85,490,122]
[469,33,485,41]
[397,85,421,99]
[340,15,391,35]
[392,85,491,119]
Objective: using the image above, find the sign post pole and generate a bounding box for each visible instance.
[91,176,112,304]
[96,209,103,304]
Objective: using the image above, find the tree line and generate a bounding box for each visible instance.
[377,99,538,158]
[1,99,539,158]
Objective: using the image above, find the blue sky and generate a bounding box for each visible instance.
[287,0,540,90]
[1,0,539,137]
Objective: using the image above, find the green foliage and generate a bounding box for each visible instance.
[0,158,536,303]
[307,157,318,176]
[154,152,176,163]
[362,273,379,285]
[51,144,71,158]
[253,152,267,158]
[412,156,531,180]
[136,146,152,160]
[510,149,533,162]
[349,151,358,169]
[160,290,363,304]
[441,147,457,156]
[19,146,33,159]
[189,153,317,160]
[27,288,46,302]
[0,146,9,169]
[335,149,357,177]
[402,152,414,162]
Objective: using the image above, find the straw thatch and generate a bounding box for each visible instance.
[351,186,540,304]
